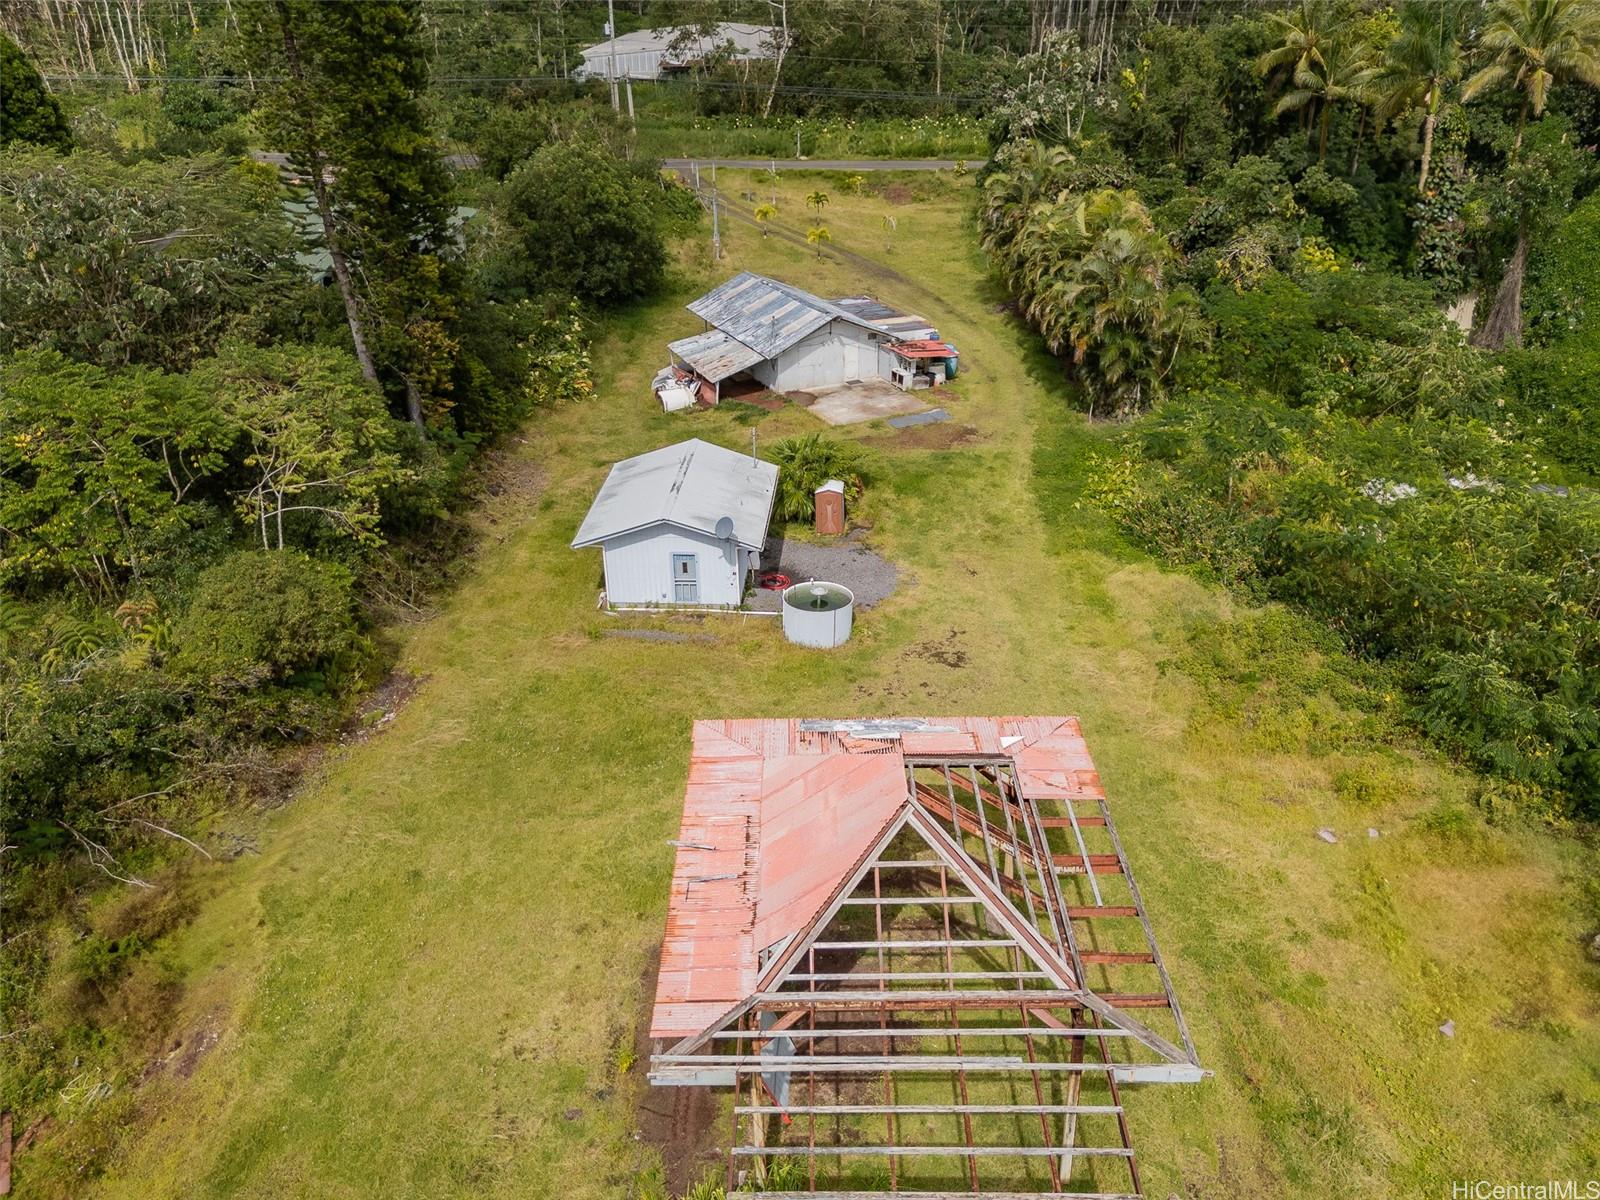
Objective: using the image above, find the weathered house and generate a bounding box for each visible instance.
[659,273,955,407]
[571,439,777,609]
[574,22,775,82]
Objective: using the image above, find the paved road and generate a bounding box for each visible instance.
[254,151,958,175]
[664,157,963,172]
[252,149,481,170]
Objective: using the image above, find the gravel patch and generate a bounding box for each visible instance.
[749,531,898,612]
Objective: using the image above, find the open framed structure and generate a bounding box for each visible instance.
[648,718,1205,1198]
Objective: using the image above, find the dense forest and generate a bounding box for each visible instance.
[1,0,1597,1192]
[974,0,1600,815]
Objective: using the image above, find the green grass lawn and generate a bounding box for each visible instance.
[39,174,1600,1199]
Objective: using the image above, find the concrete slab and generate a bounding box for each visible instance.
[798,379,928,426]
[888,407,950,429]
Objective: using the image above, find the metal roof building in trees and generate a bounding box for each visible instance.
[649,717,1205,1198]
[659,274,948,407]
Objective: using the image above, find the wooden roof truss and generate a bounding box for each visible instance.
[651,756,1203,1197]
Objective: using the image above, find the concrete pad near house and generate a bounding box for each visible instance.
[888,407,950,429]
[798,379,929,426]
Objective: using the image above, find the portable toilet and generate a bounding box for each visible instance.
[815,480,845,536]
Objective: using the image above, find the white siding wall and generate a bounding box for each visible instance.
[575,49,664,80]
[755,321,889,392]
[600,524,749,607]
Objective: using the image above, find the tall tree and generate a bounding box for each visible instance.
[1462,0,1600,146]
[1256,0,1344,99]
[248,1,458,432]
[1367,1,1464,192]
[0,33,72,152]
[1269,30,1375,164]
[1472,117,1584,349]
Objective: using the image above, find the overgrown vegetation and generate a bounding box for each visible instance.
[978,2,1600,817]
[0,2,696,1161]
[2,0,1597,1194]
[767,433,871,522]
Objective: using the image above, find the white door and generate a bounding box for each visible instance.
[671,553,699,603]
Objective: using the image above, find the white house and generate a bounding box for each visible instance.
[571,439,778,609]
[658,273,952,406]
[574,22,775,82]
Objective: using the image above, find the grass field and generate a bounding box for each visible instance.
[34,173,1600,1199]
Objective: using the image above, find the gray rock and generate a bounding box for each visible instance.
[1439,1020,1456,1038]
[1587,933,1600,963]
[1316,828,1338,844]
[1368,827,1380,839]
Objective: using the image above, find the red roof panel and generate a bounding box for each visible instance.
[648,717,1103,1040]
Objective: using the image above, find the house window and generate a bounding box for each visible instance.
[671,553,699,603]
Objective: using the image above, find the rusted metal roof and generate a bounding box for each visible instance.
[649,717,1105,1039]
[890,339,957,360]
[686,272,886,360]
[667,329,767,383]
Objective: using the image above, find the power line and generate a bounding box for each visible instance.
[42,71,991,103]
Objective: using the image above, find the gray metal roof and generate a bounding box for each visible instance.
[571,438,778,552]
[687,272,883,360]
[668,329,767,383]
[578,22,774,63]
[832,295,939,340]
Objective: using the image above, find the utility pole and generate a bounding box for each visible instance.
[711,161,721,259]
[606,0,620,112]
[625,78,635,124]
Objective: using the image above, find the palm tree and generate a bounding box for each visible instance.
[1462,0,1600,147]
[1367,1,1465,192]
[805,190,830,218]
[806,225,832,256]
[1257,0,1346,119]
[753,202,777,237]
[1011,189,1206,417]
[1270,34,1376,163]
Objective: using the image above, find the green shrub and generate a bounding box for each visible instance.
[1092,387,1600,814]
[767,434,872,524]
[1502,343,1600,475]
[173,550,363,687]
[495,138,668,306]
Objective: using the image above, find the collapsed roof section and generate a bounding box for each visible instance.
[649,718,1204,1197]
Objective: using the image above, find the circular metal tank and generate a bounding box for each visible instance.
[781,581,855,649]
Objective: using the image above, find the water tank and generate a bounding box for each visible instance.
[944,347,960,380]
[781,581,854,649]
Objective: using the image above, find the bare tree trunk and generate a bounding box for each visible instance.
[1417,108,1436,193]
[1473,226,1528,350]
[403,375,426,432]
[762,0,788,119]
[276,3,380,387]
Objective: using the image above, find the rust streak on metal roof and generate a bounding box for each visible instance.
[649,717,1104,1040]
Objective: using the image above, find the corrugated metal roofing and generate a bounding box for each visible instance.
[668,329,767,383]
[890,339,957,360]
[832,295,938,341]
[687,272,884,360]
[578,21,773,62]
[570,438,778,552]
[649,717,1103,1039]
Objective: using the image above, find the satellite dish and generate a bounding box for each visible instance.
[714,516,736,541]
